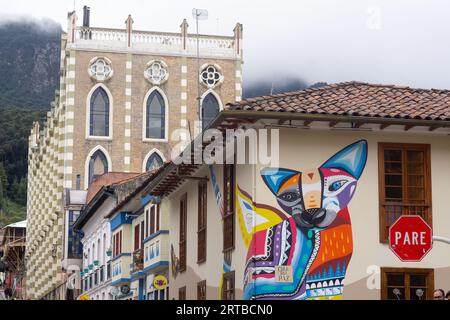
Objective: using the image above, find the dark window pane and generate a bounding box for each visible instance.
[146,91,165,139]
[385,175,402,186]
[90,87,110,136]
[385,162,402,174]
[410,274,427,287]
[146,153,163,171]
[387,273,405,287]
[385,187,402,199]
[202,93,220,130]
[385,150,402,161]
[89,150,108,184]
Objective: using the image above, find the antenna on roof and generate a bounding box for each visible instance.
[192,8,208,130]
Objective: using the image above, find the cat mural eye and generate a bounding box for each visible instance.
[279,191,300,202]
[328,180,348,192]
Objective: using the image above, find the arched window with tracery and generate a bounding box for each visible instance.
[145,152,164,172]
[90,87,110,137]
[201,93,220,130]
[88,150,108,185]
[145,90,166,139]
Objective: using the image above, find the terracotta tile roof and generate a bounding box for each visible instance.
[86,172,140,203]
[104,162,171,219]
[227,82,450,121]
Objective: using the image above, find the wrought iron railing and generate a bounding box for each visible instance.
[381,202,431,240]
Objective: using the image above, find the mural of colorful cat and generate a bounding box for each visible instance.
[237,140,368,300]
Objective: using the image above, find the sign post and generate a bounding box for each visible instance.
[389,215,433,262]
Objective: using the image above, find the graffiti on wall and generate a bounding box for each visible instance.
[170,244,180,279]
[208,165,231,299]
[237,140,368,300]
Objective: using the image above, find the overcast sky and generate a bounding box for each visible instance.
[1,0,450,89]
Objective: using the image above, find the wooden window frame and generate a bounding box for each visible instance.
[134,224,140,251]
[179,286,186,300]
[221,270,235,300]
[223,164,236,253]
[140,221,145,245]
[150,205,156,236]
[112,234,115,257]
[197,181,207,264]
[179,193,187,273]
[145,209,149,238]
[118,230,122,255]
[197,280,207,300]
[378,143,432,243]
[156,205,160,232]
[381,267,434,300]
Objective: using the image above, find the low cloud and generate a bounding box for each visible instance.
[0,13,61,33]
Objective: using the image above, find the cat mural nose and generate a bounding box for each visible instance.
[301,208,326,226]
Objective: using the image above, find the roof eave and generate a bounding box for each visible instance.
[73,186,112,231]
[220,109,450,127]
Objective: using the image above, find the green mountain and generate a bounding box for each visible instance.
[0,19,59,225]
[0,19,61,108]
[0,106,47,226]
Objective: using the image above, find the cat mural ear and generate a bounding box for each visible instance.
[261,167,300,195]
[321,140,368,179]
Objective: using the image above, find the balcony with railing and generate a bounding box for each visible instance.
[111,253,132,286]
[143,230,169,274]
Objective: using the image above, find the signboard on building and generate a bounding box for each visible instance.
[389,215,432,262]
[275,266,293,283]
[153,275,168,290]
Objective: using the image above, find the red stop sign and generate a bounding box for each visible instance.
[389,216,433,262]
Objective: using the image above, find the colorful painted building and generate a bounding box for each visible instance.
[104,165,170,300]
[139,82,450,300]
[74,171,156,300]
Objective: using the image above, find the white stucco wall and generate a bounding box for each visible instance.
[80,197,115,299]
[165,127,450,300]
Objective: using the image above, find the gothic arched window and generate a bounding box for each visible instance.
[201,93,220,130]
[88,150,108,185]
[145,90,166,139]
[145,152,164,172]
[90,87,110,137]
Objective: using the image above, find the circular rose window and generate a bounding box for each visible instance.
[200,64,224,88]
[88,57,113,81]
[144,60,169,85]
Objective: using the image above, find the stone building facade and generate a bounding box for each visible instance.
[25,7,243,299]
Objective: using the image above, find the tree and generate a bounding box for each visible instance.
[0,162,7,193]
[0,162,6,209]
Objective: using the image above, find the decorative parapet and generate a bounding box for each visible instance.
[72,23,238,59]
